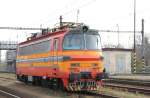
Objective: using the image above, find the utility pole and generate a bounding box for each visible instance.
[0,42,2,64]
[76,9,80,23]
[116,24,119,47]
[141,19,145,72]
[59,15,63,27]
[141,19,144,57]
[0,50,2,64]
[133,0,137,73]
[134,0,136,51]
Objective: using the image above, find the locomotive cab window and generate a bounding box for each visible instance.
[85,34,101,50]
[63,30,101,50]
[63,33,84,50]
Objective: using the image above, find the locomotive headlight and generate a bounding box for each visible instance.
[100,56,104,61]
[92,63,98,67]
[70,63,80,73]
[71,63,80,67]
[82,25,89,32]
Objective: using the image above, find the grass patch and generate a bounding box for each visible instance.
[0,63,7,66]
[0,72,16,79]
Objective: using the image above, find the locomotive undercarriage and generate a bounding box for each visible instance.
[67,80,102,91]
[17,73,103,92]
[66,72,104,91]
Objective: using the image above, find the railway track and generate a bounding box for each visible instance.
[104,78,150,95]
[0,76,15,80]
[104,78,150,87]
[0,85,25,98]
[0,89,21,98]
[84,91,119,98]
[1,75,150,97]
[0,76,119,98]
[69,91,119,98]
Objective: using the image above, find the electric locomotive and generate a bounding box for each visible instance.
[16,21,104,91]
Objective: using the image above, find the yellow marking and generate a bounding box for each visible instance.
[17,51,102,59]
[17,50,103,73]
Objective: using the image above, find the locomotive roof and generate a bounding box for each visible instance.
[19,29,67,45]
[19,22,99,45]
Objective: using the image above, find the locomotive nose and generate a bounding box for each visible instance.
[69,71,92,82]
[68,72,103,91]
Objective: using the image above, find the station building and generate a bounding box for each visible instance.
[102,48,132,75]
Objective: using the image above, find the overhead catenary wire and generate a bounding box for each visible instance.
[63,0,97,15]
[0,27,43,30]
[99,30,141,33]
[40,0,98,26]
[0,26,143,33]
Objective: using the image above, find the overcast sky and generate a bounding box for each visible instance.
[0,0,150,47]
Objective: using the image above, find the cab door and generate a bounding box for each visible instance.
[53,38,59,65]
[51,38,59,77]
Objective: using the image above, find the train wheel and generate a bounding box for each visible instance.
[34,76,41,86]
[48,79,53,89]
[52,78,59,90]
[32,76,36,85]
[58,79,65,91]
[16,75,21,81]
[24,75,28,84]
[41,78,48,88]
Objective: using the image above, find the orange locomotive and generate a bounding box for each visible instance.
[16,22,104,91]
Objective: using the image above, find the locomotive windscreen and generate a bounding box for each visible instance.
[63,30,101,50]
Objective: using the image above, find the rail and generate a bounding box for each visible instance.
[104,78,150,95]
[68,91,119,98]
[104,78,150,87]
[0,74,120,98]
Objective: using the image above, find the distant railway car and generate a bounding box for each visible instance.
[16,22,104,91]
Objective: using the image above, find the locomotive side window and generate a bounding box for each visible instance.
[32,40,51,53]
[63,34,84,50]
[19,40,50,55]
